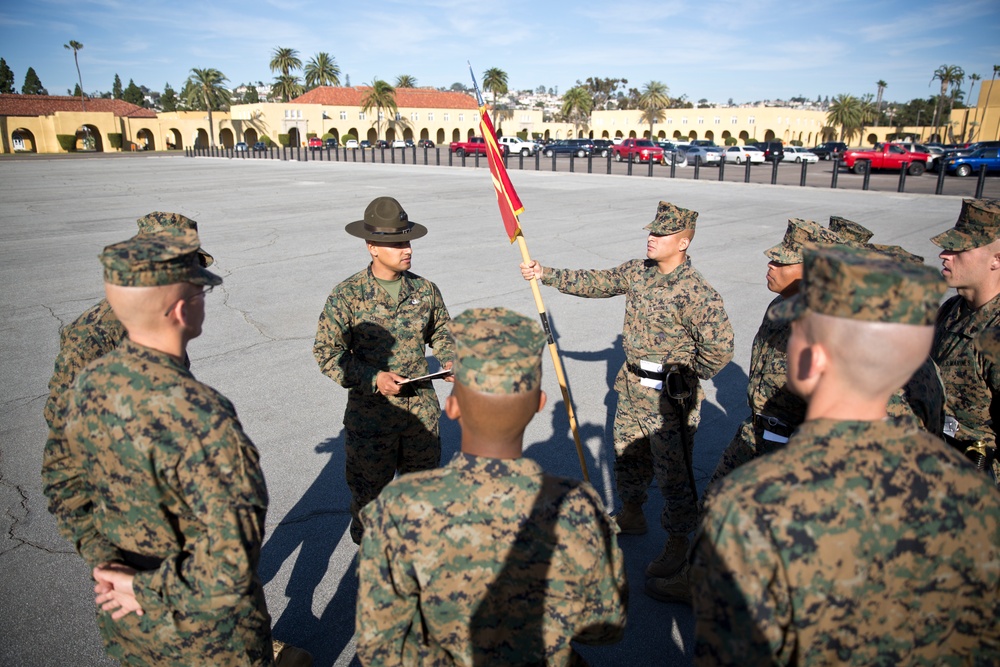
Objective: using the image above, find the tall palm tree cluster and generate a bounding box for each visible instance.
[270,47,341,102]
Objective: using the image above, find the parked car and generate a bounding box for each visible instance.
[591,139,614,158]
[723,145,766,164]
[679,145,722,165]
[811,142,848,161]
[308,137,323,150]
[404,139,415,148]
[252,141,267,152]
[359,140,371,149]
[374,139,389,149]
[942,140,1000,159]
[345,139,360,149]
[613,138,664,163]
[499,136,538,156]
[325,138,339,149]
[391,139,406,148]
[942,147,1000,177]
[783,146,819,163]
[417,139,435,148]
[542,139,593,157]
[235,142,249,152]
[755,141,785,162]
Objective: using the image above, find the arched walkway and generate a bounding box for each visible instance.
[244,128,259,145]
[165,128,182,150]
[76,125,100,151]
[194,128,208,148]
[763,129,776,141]
[12,128,36,152]
[136,128,155,151]
[288,127,301,147]
[220,128,235,148]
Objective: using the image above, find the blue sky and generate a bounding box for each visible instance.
[2,0,998,105]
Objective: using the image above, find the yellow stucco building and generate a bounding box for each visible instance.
[4,81,998,154]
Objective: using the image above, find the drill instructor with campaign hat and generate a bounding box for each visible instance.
[314,196,455,545]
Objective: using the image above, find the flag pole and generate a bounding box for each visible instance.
[469,63,590,481]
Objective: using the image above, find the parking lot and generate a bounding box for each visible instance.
[0,155,973,666]
[197,145,1000,199]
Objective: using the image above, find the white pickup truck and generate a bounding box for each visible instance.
[498,136,538,156]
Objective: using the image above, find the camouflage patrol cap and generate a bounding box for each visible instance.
[868,243,924,265]
[101,228,223,288]
[829,216,874,245]
[974,328,1000,364]
[768,244,946,325]
[644,201,698,236]
[764,218,840,264]
[136,211,214,267]
[930,198,1000,251]
[447,307,545,394]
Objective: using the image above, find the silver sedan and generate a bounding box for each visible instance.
[723,145,765,164]
[783,146,820,163]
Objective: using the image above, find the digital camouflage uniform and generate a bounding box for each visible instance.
[314,198,454,544]
[931,198,1000,481]
[43,212,211,435]
[356,307,627,666]
[541,203,733,536]
[42,230,274,667]
[693,246,1000,665]
[706,219,837,489]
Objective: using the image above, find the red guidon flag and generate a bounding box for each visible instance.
[479,105,524,243]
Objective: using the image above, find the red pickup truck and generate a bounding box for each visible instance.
[613,138,664,163]
[449,137,507,158]
[842,143,930,175]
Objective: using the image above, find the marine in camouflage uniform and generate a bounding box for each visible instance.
[42,229,275,666]
[523,201,733,581]
[705,219,839,492]
[314,197,454,544]
[692,245,1000,665]
[43,211,213,432]
[930,198,1000,482]
[356,307,627,666]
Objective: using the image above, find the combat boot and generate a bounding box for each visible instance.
[644,565,692,605]
[645,533,690,578]
[611,502,647,535]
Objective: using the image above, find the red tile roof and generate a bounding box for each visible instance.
[293,86,479,110]
[0,94,157,118]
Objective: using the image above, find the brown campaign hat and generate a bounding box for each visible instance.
[345,197,427,242]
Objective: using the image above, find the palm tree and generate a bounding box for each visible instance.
[930,64,964,140]
[638,80,670,139]
[304,52,340,89]
[185,68,230,147]
[64,40,85,111]
[269,47,302,102]
[827,94,863,142]
[361,79,397,141]
[874,80,887,123]
[962,73,981,141]
[857,94,877,145]
[271,75,303,102]
[946,69,966,141]
[560,87,593,137]
[482,67,508,130]
[395,74,417,88]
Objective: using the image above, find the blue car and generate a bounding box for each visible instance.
[943,147,1000,177]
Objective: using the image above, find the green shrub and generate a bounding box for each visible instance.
[341,133,357,143]
[322,132,335,140]
[278,133,289,146]
[724,136,738,146]
[517,130,528,140]
[107,133,123,149]
[56,134,76,151]
[260,135,272,146]
[790,140,803,146]
[307,132,317,139]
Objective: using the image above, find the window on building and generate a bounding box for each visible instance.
[359,112,366,120]
[395,112,402,121]
[731,116,738,124]
[667,118,673,124]
[410,112,419,121]
[296,110,301,119]
[378,111,385,121]
[714,117,721,124]
[682,117,688,125]
[748,116,755,124]
[444,113,450,121]
[459,113,465,122]
[697,117,704,125]
[428,112,434,121]
[340,111,347,120]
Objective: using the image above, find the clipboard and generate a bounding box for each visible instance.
[395,369,454,384]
